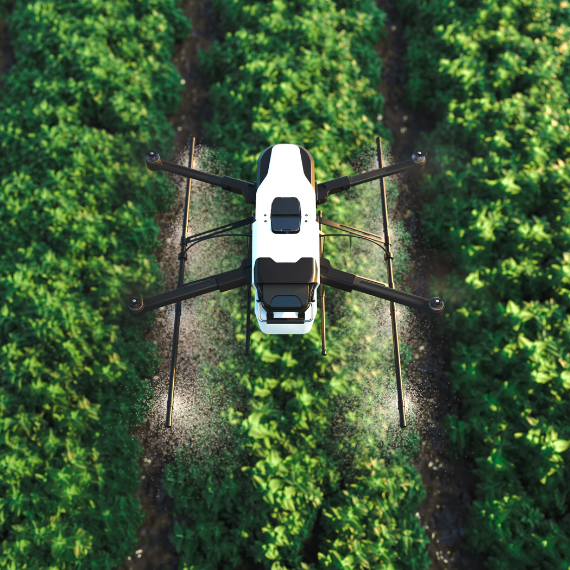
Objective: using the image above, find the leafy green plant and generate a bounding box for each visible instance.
[201,0,385,182]
[164,1,430,569]
[0,1,189,567]
[401,0,570,567]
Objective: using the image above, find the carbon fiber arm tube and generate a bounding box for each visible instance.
[316,151,426,204]
[146,151,256,203]
[352,276,442,314]
[128,259,252,317]
[319,258,444,315]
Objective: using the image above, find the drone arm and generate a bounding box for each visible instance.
[319,258,443,315]
[128,258,252,317]
[146,151,256,204]
[316,151,426,205]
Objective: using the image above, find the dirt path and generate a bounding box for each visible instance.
[375,2,484,568]
[116,2,220,568]
[0,12,15,98]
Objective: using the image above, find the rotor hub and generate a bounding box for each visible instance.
[128,296,144,314]
[147,150,160,163]
[412,150,426,166]
[428,296,444,312]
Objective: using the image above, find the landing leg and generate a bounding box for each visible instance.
[318,210,327,356]
[377,137,406,428]
[320,285,327,356]
[245,284,252,356]
[245,210,253,356]
[165,137,196,428]
[389,299,405,428]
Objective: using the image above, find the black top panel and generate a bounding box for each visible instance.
[271,197,301,233]
[256,145,315,190]
[271,217,301,234]
[254,257,318,284]
[299,146,315,189]
[262,284,309,310]
[271,197,300,216]
[257,146,273,187]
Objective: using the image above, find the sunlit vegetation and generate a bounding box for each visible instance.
[0,1,189,567]
[164,1,431,569]
[402,0,570,567]
[4,0,565,567]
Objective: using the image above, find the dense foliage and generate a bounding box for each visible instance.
[0,1,188,567]
[0,1,11,19]
[401,0,570,567]
[164,1,430,569]
[201,0,384,182]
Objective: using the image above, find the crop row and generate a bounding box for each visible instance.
[0,1,188,567]
[401,0,570,567]
[163,1,431,569]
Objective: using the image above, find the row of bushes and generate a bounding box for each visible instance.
[401,0,570,567]
[0,1,188,567]
[163,0,431,569]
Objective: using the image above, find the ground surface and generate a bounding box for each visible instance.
[0,4,482,569]
[116,1,220,568]
[0,14,15,98]
[375,2,484,568]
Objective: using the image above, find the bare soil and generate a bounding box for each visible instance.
[0,13,15,98]
[375,2,485,568]
[115,1,221,568]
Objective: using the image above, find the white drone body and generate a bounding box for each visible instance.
[252,144,320,334]
[133,140,441,428]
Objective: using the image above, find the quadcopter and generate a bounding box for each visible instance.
[128,137,444,428]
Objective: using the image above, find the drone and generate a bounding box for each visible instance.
[128,137,444,429]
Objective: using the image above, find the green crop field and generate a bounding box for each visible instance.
[1,0,568,568]
[0,1,189,567]
[402,0,570,567]
[164,1,430,569]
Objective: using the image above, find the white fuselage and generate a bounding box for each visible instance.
[251,144,320,334]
